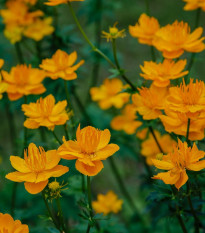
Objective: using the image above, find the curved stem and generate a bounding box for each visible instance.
[149,126,164,153]
[56,198,69,233]
[112,39,136,90]
[52,130,61,145]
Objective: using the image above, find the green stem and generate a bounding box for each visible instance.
[150,46,156,62]
[23,96,28,150]
[86,224,91,233]
[52,130,62,145]
[64,123,70,140]
[64,80,72,110]
[15,43,24,64]
[86,176,93,232]
[149,126,164,153]
[56,198,69,233]
[186,118,190,143]
[112,39,136,90]
[10,183,18,217]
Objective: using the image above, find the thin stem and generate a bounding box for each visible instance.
[64,123,70,140]
[186,118,190,143]
[64,80,72,110]
[15,43,24,64]
[150,46,156,62]
[86,224,91,233]
[86,176,93,232]
[56,198,69,233]
[145,0,150,15]
[23,96,28,150]
[10,183,17,216]
[112,39,137,90]
[52,130,61,145]
[149,126,164,153]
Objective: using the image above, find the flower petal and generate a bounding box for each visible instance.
[45,150,60,170]
[94,144,119,160]
[175,170,188,190]
[6,171,36,182]
[24,180,48,194]
[152,171,180,185]
[10,156,30,173]
[75,160,104,176]
[152,159,174,170]
[187,160,205,171]
[97,129,111,150]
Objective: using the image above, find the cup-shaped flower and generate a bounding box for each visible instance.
[2,64,46,101]
[132,85,168,120]
[0,213,29,233]
[22,94,69,130]
[0,59,8,99]
[58,125,120,176]
[90,78,130,110]
[45,0,84,6]
[6,143,69,194]
[40,50,84,80]
[102,22,126,42]
[129,14,160,45]
[152,139,205,189]
[183,0,205,11]
[92,191,123,216]
[153,21,205,58]
[140,59,188,87]
[111,104,142,134]
[141,130,177,165]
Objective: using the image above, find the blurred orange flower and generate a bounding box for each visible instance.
[140,59,188,87]
[2,64,46,101]
[90,78,130,110]
[23,17,54,41]
[152,139,205,189]
[183,0,205,11]
[22,94,69,130]
[6,143,69,194]
[102,22,126,42]
[45,0,84,6]
[0,213,29,232]
[153,21,205,58]
[0,59,8,99]
[40,50,84,80]
[58,124,119,176]
[111,104,142,134]
[132,85,168,120]
[141,130,176,166]
[92,191,123,215]
[129,14,160,45]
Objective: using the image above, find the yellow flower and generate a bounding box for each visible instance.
[6,143,69,194]
[152,139,205,190]
[140,59,188,87]
[141,130,176,166]
[45,0,84,6]
[111,104,142,134]
[132,85,168,120]
[4,25,24,44]
[22,94,69,130]
[153,21,205,58]
[92,191,123,216]
[40,50,84,80]
[23,17,54,41]
[102,22,126,42]
[90,78,130,110]
[0,213,29,232]
[129,13,160,46]
[58,124,119,176]
[183,0,205,11]
[2,64,46,101]
[0,59,8,99]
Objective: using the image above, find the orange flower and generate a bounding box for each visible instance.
[136,128,148,140]
[140,59,188,87]
[153,21,205,58]
[6,143,69,194]
[58,125,119,176]
[0,59,8,99]
[132,85,168,120]
[4,25,24,44]
[2,64,46,101]
[183,0,205,11]
[152,139,205,189]
[0,213,29,232]
[40,50,84,80]
[23,17,54,41]
[102,22,126,42]
[129,13,160,45]
[111,104,142,134]
[160,109,205,140]
[92,191,123,216]
[22,94,69,130]
[141,130,176,166]
[90,78,130,110]
[45,0,84,6]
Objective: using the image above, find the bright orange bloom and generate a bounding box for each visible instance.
[6,143,69,194]
[140,59,188,87]
[23,17,54,41]
[0,213,29,232]
[45,0,84,6]
[102,22,126,42]
[90,78,130,110]
[132,85,168,120]
[2,64,46,101]
[92,191,123,216]
[136,128,148,140]
[153,21,205,58]
[129,14,160,45]
[58,125,119,176]
[141,130,176,166]
[183,0,205,11]
[40,50,84,80]
[111,104,142,134]
[22,94,69,130]
[0,59,8,99]
[152,139,205,190]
